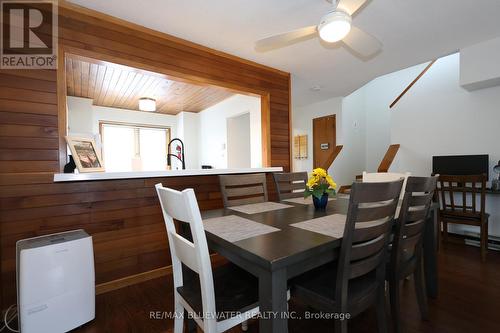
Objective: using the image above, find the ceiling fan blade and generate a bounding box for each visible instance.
[255,26,317,52]
[341,25,381,57]
[337,0,368,16]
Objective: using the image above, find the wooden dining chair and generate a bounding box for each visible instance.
[218,173,268,207]
[437,174,489,261]
[292,179,404,333]
[362,171,411,199]
[272,171,308,201]
[155,184,260,333]
[387,176,438,333]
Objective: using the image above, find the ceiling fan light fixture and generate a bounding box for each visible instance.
[138,97,156,112]
[318,10,352,43]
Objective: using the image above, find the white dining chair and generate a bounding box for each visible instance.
[362,171,411,199]
[155,184,260,333]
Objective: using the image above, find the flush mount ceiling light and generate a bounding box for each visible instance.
[318,10,352,43]
[138,97,156,112]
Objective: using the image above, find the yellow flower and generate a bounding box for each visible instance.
[312,168,327,178]
[307,168,337,190]
[306,175,319,188]
[326,175,337,189]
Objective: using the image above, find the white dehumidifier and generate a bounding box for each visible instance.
[16,229,95,333]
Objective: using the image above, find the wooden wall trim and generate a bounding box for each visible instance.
[57,44,68,170]
[378,144,401,172]
[95,253,227,295]
[60,45,272,98]
[95,266,172,295]
[58,1,289,78]
[261,93,271,167]
[330,145,343,167]
[389,60,436,109]
[288,75,293,171]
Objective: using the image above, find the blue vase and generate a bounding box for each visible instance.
[313,193,329,210]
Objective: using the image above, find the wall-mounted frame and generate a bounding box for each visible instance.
[293,134,308,159]
[65,136,105,173]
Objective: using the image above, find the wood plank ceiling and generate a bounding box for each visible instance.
[65,54,234,114]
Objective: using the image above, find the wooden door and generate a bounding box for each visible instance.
[313,115,336,169]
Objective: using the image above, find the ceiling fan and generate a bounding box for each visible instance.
[255,0,382,57]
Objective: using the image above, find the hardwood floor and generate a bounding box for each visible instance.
[70,242,499,333]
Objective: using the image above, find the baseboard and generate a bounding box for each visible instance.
[95,253,228,295]
[443,231,500,251]
[95,266,172,295]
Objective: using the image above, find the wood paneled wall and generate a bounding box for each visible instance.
[0,3,290,309]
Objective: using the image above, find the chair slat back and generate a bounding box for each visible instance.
[392,176,438,267]
[362,171,411,199]
[170,233,199,273]
[437,174,486,217]
[273,172,308,201]
[155,184,216,327]
[337,179,403,296]
[219,173,268,207]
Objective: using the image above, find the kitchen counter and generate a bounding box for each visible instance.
[53,167,283,182]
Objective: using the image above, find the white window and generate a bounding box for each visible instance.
[100,122,170,172]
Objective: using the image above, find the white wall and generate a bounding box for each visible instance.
[358,53,500,182]
[338,87,367,185]
[227,113,251,168]
[296,53,500,236]
[67,96,178,139]
[293,53,500,236]
[175,111,199,169]
[291,93,368,187]
[67,97,94,135]
[292,97,341,173]
[460,36,500,91]
[198,94,261,169]
[292,97,338,183]
[362,63,429,172]
[387,54,500,236]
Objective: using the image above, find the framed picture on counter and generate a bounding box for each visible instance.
[65,136,105,173]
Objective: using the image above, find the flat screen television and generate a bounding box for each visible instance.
[432,154,489,179]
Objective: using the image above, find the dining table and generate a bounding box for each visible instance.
[198,196,440,333]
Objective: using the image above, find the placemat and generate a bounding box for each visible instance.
[291,214,347,238]
[203,215,280,242]
[228,201,293,214]
[291,214,388,239]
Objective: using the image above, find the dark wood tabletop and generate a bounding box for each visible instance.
[200,198,439,333]
[202,199,348,271]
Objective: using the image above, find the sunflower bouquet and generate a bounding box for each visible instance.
[304,168,337,199]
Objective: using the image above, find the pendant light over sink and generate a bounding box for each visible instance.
[138,97,156,112]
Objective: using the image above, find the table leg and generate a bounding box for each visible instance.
[184,309,197,332]
[424,207,438,298]
[259,268,288,333]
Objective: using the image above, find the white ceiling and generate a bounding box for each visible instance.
[68,0,500,106]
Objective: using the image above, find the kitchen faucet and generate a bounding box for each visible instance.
[167,138,186,170]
